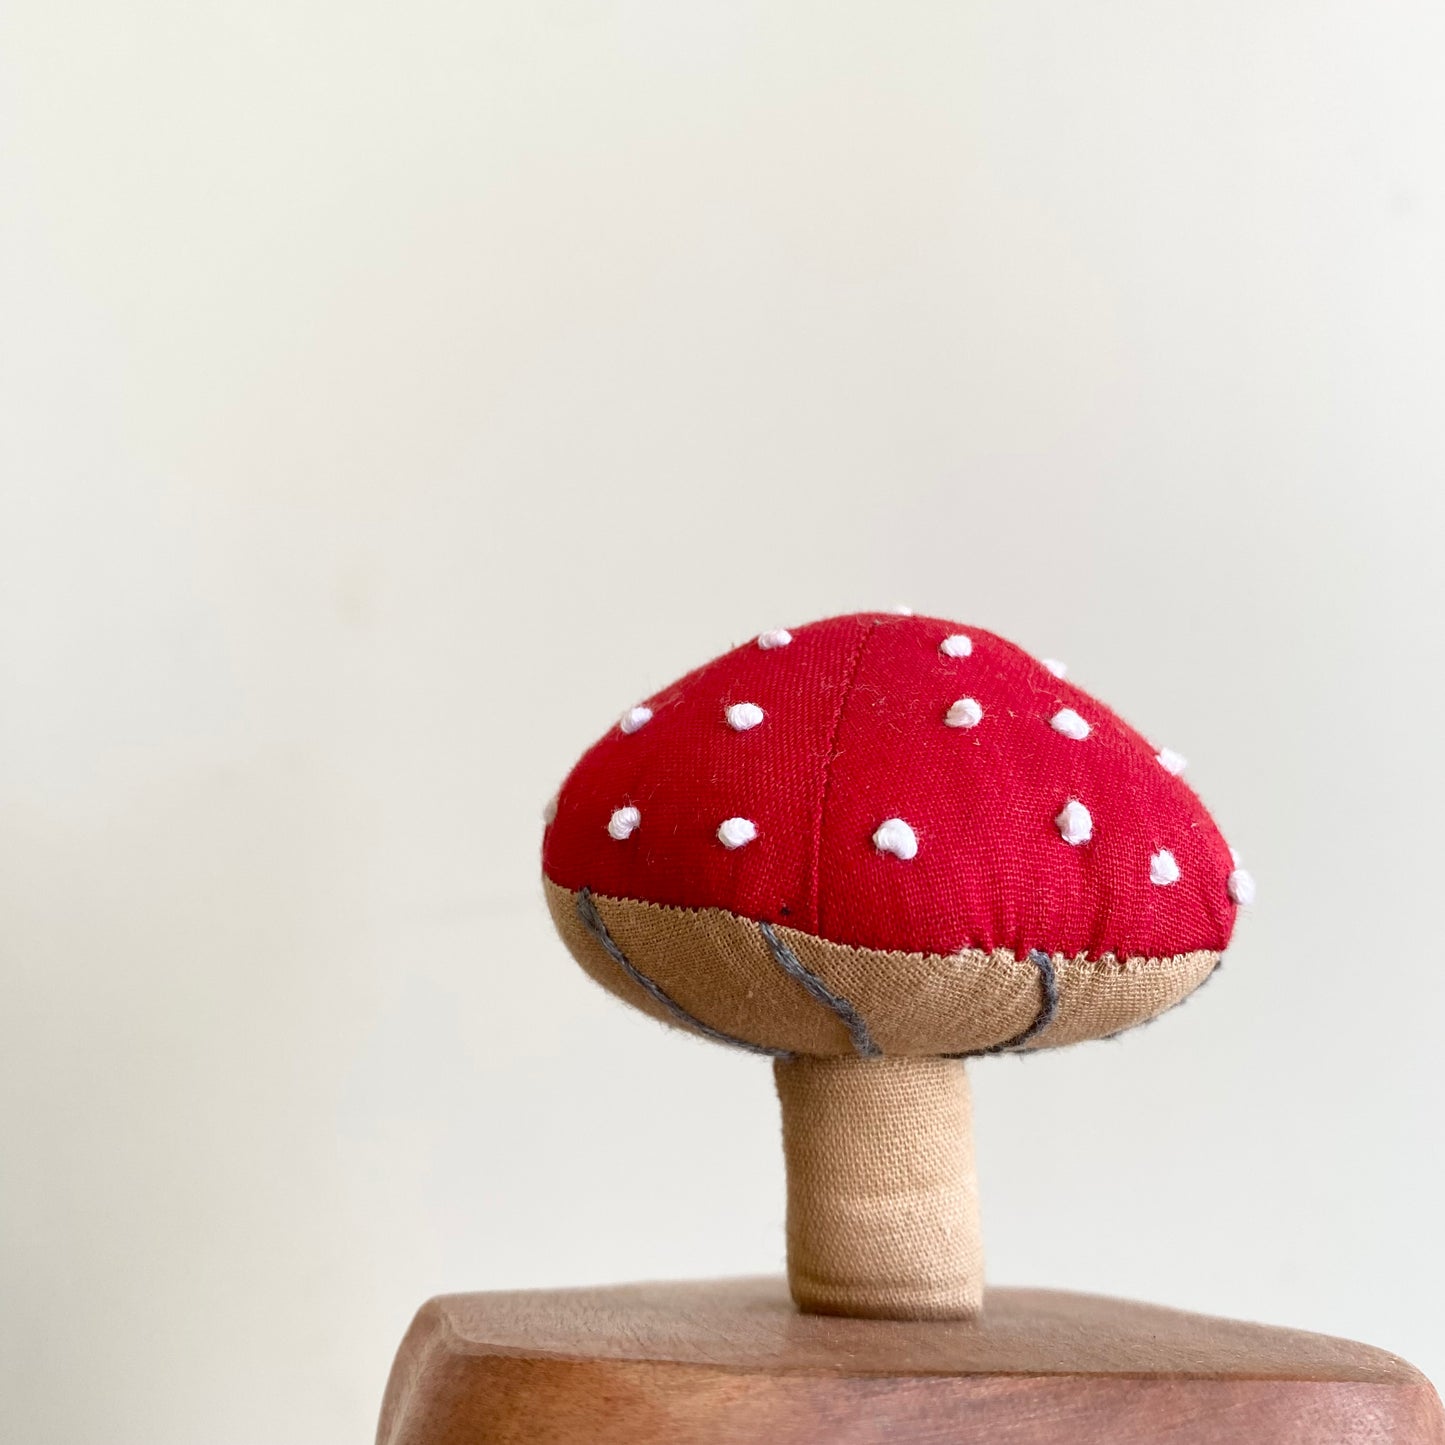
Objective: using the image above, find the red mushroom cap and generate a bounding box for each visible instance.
[542,612,1238,962]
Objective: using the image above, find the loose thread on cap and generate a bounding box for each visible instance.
[575,888,789,1058]
[759,921,879,1059]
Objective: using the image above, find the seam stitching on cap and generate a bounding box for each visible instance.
[548,880,1222,969]
[806,618,878,938]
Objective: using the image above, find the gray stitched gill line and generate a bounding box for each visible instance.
[946,948,1059,1059]
[999,949,1060,1051]
[575,888,791,1059]
[759,921,880,1059]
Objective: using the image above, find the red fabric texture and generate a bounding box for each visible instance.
[542,613,1239,961]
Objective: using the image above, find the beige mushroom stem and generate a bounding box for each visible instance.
[774,1054,982,1320]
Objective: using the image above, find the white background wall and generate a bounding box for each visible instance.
[3,3,1443,1441]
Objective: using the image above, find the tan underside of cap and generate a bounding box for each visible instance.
[543,880,1218,1058]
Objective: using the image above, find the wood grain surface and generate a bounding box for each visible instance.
[377,1277,1444,1444]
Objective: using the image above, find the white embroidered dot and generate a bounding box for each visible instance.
[940,634,973,658]
[1150,849,1181,886]
[619,705,653,734]
[1042,658,1068,679]
[872,818,918,860]
[542,793,559,825]
[757,629,792,650]
[1050,708,1091,741]
[1055,799,1092,845]
[945,697,983,728]
[607,806,641,840]
[726,701,764,731]
[717,816,758,849]
[1157,747,1188,775]
[1229,846,1243,868]
[1228,868,1256,905]
[891,604,914,615]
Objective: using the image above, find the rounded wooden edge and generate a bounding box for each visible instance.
[545,880,1219,1057]
[378,1279,1445,1445]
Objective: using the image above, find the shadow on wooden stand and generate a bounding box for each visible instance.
[377,1277,1444,1445]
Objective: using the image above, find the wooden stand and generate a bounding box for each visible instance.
[377,1277,1443,1444]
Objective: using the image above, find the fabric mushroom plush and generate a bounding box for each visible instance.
[542,612,1248,1321]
